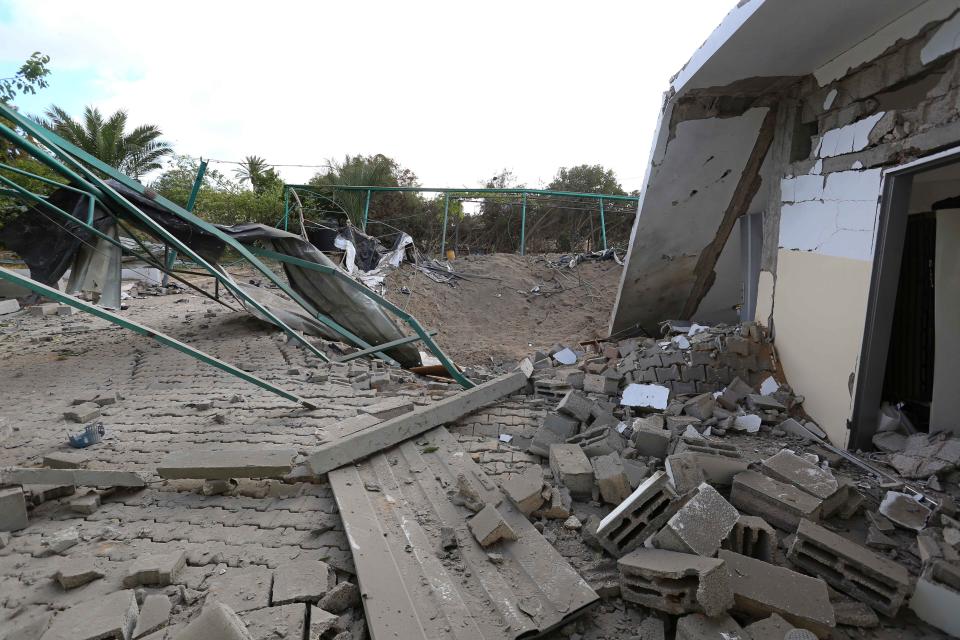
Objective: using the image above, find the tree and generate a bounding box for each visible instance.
[547,164,626,195]
[0,52,51,103]
[309,154,420,228]
[233,155,281,195]
[37,105,172,179]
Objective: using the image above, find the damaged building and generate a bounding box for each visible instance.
[2,1,960,640]
[611,0,960,449]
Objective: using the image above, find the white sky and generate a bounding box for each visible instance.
[0,1,734,191]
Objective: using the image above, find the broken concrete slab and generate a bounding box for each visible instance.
[317,581,360,614]
[157,448,296,480]
[591,451,632,505]
[54,556,104,589]
[468,504,517,547]
[309,371,529,475]
[743,613,798,640]
[499,466,545,515]
[271,561,334,605]
[0,485,28,531]
[621,383,670,410]
[717,377,754,410]
[721,515,777,562]
[69,492,101,515]
[596,471,682,557]
[0,467,146,488]
[618,548,733,616]
[39,588,139,640]
[43,451,88,469]
[878,490,932,531]
[308,606,345,638]
[63,402,101,423]
[760,450,839,502]
[787,519,911,617]
[831,599,879,628]
[665,453,706,494]
[653,482,739,557]
[204,566,273,613]
[358,397,414,420]
[549,443,594,499]
[174,602,252,640]
[528,413,580,458]
[681,393,715,421]
[238,604,306,640]
[718,550,835,638]
[123,550,187,588]
[909,560,960,637]
[730,470,822,531]
[133,594,172,639]
[675,613,747,640]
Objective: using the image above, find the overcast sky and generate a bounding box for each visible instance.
[1,1,733,192]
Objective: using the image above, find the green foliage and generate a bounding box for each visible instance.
[37,105,173,179]
[548,164,626,195]
[234,155,282,195]
[0,52,50,103]
[309,154,419,228]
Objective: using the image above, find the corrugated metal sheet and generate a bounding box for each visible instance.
[329,427,598,640]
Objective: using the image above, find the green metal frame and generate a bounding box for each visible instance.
[285,184,639,255]
[0,267,317,408]
[335,330,437,363]
[247,246,474,389]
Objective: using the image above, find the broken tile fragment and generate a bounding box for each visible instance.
[133,594,172,639]
[54,556,104,589]
[39,589,139,640]
[123,550,186,588]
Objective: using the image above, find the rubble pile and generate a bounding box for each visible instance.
[505,321,960,638]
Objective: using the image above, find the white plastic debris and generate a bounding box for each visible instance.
[688,323,710,336]
[498,434,513,443]
[733,414,762,433]
[553,348,577,365]
[879,491,932,531]
[620,384,670,410]
[616,422,629,434]
[672,335,691,350]
[759,376,779,396]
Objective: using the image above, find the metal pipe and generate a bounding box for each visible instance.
[440,194,449,256]
[520,192,527,256]
[286,184,640,203]
[0,267,316,408]
[599,197,607,251]
[362,188,372,232]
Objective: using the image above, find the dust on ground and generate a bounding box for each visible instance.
[385,253,622,367]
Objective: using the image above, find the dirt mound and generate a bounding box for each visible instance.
[385,253,622,367]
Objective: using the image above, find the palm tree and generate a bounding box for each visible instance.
[233,155,277,194]
[38,105,172,180]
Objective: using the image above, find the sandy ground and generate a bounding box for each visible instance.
[385,253,622,367]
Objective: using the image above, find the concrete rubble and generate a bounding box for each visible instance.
[2,265,959,640]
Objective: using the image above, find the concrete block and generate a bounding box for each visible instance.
[0,467,146,488]
[760,450,839,503]
[133,594,171,639]
[557,389,594,421]
[676,613,747,640]
[730,471,822,531]
[787,519,911,616]
[743,613,798,640]
[653,482,739,557]
[64,402,101,423]
[718,550,835,638]
[174,602,252,640]
[721,515,776,562]
[54,556,104,589]
[468,504,517,547]
[665,454,706,494]
[158,448,296,480]
[123,550,186,588]
[0,298,19,315]
[682,393,715,421]
[56,304,75,316]
[69,492,101,515]
[29,302,58,317]
[910,560,960,637]
[717,377,754,410]
[317,581,360,613]
[583,373,618,395]
[549,443,594,499]
[500,466,545,515]
[618,548,733,616]
[566,426,624,458]
[596,471,682,557]
[591,452,632,505]
[0,486,28,531]
[271,560,334,605]
[43,451,88,469]
[621,458,649,489]
[39,589,139,640]
[630,423,671,459]
[537,485,572,519]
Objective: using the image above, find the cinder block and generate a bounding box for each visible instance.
[718,550,835,638]
[549,444,594,499]
[500,466,545,515]
[721,515,777,562]
[0,486,28,531]
[468,504,516,547]
[717,377,754,410]
[566,426,624,458]
[653,483,739,557]
[618,548,733,616]
[557,390,594,421]
[910,560,960,637]
[596,471,682,557]
[630,423,671,459]
[583,373,619,395]
[681,393,715,420]
[591,452,632,505]
[29,302,58,317]
[665,454,705,494]
[730,471,822,531]
[787,519,911,617]
[527,412,579,457]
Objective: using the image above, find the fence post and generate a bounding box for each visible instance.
[362,188,372,232]
[283,185,289,231]
[440,193,449,256]
[599,196,607,251]
[520,192,527,256]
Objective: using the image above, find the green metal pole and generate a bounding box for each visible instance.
[599,197,607,251]
[164,159,206,286]
[362,189,371,232]
[283,186,290,231]
[520,192,527,256]
[440,194,449,257]
[0,267,316,408]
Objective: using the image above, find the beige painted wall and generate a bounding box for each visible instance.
[772,250,873,447]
